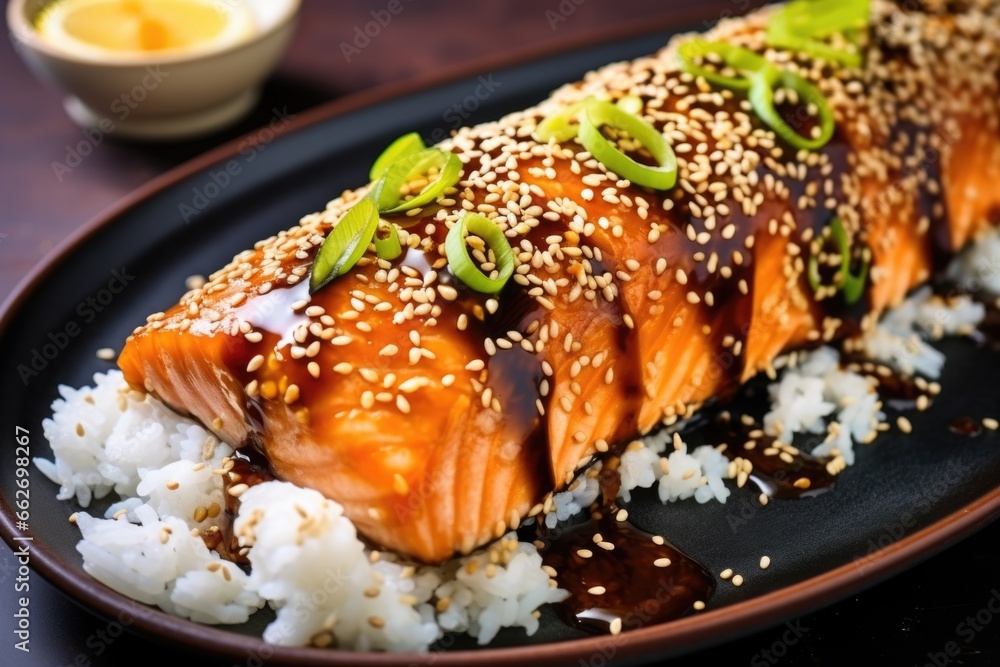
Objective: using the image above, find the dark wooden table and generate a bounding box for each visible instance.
[2,1,999,665]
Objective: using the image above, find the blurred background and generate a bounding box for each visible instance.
[2,0,999,665]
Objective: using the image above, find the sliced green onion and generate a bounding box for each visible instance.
[310,198,379,293]
[677,40,772,91]
[749,66,835,151]
[767,0,869,68]
[837,225,869,304]
[369,132,426,181]
[375,148,463,214]
[373,219,403,260]
[445,213,515,294]
[807,217,869,304]
[534,98,593,143]
[578,99,677,190]
[776,0,869,37]
[616,95,644,116]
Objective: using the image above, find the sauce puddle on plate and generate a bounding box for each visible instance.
[537,506,714,634]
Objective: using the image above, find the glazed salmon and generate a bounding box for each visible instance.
[119,0,1000,563]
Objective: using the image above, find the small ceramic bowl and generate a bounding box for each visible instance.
[7,0,300,140]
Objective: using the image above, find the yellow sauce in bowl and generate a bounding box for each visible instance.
[35,0,255,58]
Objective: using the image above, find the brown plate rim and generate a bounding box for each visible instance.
[3,5,999,665]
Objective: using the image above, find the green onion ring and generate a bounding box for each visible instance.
[578,99,677,190]
[749,66,835,151]
[369,132,426,181]
[778,0,869,38]
[616,95,644,115]
[445,213,515,294]
[373,219,403,260]
[677,39,772,91]
[534,98,593,143]
[310,198,379,293]
[767,0,868,68]
[807,217,869,303]
[833,219,869,304]
[375,148,463,214]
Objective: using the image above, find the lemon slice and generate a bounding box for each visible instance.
[36,0,255,58]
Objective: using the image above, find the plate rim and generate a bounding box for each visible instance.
[3,7,1000,665]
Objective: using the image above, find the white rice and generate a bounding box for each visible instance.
[73,504,261,625]
[35,231,993,651]
[764,346,883,465]
[861,286,983,378]
[36,373,566,651]
[947,224,1000,296]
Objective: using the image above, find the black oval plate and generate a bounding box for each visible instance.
[2,19,1000,667]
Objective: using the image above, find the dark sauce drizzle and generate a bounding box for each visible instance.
[949,417,983,438]
[204,448,274,564]
[538,509,714,634]
[695,412,837,500]
[537,461,714,634]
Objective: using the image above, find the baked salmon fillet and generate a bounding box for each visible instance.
[119,0,1000,563]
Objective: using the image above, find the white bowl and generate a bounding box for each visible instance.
[7,0,300,140]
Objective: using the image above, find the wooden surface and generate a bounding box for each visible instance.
[2,1,999,666]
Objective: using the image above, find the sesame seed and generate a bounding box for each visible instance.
[732,574,744,587]
[760,556,771,569]
[227,483,249,498]
[897,416,913,434]
[587,586,607,596]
